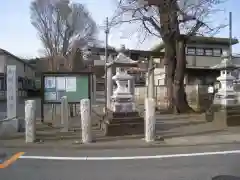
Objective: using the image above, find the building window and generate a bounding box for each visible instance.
[205,49,213,56]
[213,49,222,56]
[196,48,204,55]
[187,47,195,55]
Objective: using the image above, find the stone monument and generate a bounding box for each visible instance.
[6,65,19,131]
[206,51,240,126]
[101,49,144,136]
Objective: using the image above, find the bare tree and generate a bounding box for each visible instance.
[111,0,227,113]
[30,0,98,71]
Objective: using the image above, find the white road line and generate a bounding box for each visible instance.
[19,150,240,161]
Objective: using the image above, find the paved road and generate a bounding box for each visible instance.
[1,144,240,180]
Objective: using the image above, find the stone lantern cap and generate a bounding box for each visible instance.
[211,51,236,70]
[106,52,138,67]
[112,70,133,81]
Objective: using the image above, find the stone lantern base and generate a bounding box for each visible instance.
[206,104,240,128]
[100,110,144,136]
[213,90,238,106]
[111,95,135,112]
[206,88,240,127]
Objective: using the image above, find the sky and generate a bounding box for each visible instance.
[0,0,239,58]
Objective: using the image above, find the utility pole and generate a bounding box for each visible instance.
[104,17,109,113]
[229,12,232,60]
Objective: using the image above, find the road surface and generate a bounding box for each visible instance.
[1,144,240,180]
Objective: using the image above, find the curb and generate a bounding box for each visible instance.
[2,140,240,151]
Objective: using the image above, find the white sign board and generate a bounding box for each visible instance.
[45,77,56,89]
[66,77,76,92]
[45,92,57,100]
[208,86,214,93]
[56,77,66,91]
[7,65,17,119]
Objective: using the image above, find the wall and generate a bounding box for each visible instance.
[134,85,211,111]
[155,44,229,68]
[0,54,35,79]
[186,55,221,67]
[26,65,35,79]
[232,57,240,67]
[0,53,36,100]
[186,44,229,67]
[0,55,6,73]
[5,56,25,77]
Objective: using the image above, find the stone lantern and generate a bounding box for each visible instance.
[101,50,144,136]
[212,51,237,106]
[108,52,137,112]
[111,68,135,112]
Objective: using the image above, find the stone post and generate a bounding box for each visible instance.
[92,74,96,104]
[60,96,69,132]
[80,99,92,143]
[25,100,36,143]
[195,84,200,110]
[6,65,18,130]
[145,98,156,142]
[148,58,154,98]
[106,66,113,109]
[128,78,135,96]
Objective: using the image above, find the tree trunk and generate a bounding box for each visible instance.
[164,41,176,111]
[173,39,194,113]
[157,0,193,114]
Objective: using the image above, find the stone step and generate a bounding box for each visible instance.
[227,116,240,126]
[110,112,140,118]
[210,106,240,113]
[111,116,143,122]
[107,121,144,126]
[227,112,240,116]
[108,118,144,125]
[105,123,144,136]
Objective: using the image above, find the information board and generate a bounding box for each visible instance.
[43,74,90,103]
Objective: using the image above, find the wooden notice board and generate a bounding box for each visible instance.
[42,72,92,104]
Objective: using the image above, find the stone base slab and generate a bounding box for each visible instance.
[205,105,240,127]
[101,111,144,136]
[0,118,19,137]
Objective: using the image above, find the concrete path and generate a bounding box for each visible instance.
[1,113,240,150]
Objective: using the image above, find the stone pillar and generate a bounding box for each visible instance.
[145,98,156,142]
[195,84,200,110]
[80,99,92,143]
[92,74,96,104]
[25,100,36,143]
[148,58,154,98]
[6,65,18,130]
[128,78,135,96]
[184,74,188,85]
[106,66,113,110]
[60,96,69,132]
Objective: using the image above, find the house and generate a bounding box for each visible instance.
[0,49,36,100]
[151,36,239,86]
